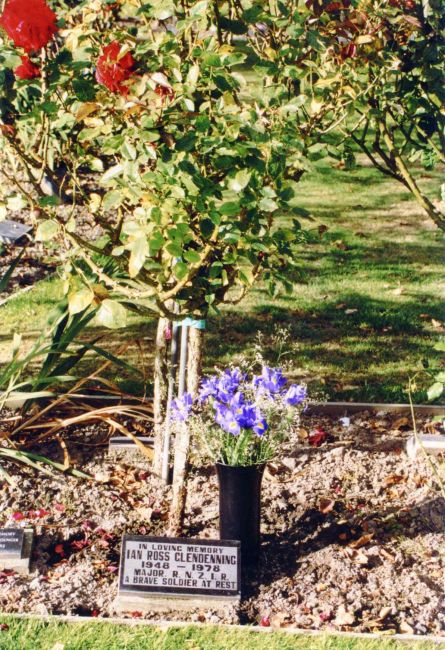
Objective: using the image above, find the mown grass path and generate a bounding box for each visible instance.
[1,159,443,402]
[0,617,442,650]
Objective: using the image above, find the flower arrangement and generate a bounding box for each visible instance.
[172,366,308,467]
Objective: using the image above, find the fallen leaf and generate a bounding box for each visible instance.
[349,533,374,549]
[392,417,409,430]
[309,428,329,447]
[334,605,355,626]
[318,498,336,514]
[384,474,405,487]
[345,308,358,315]
[54,544,65,556]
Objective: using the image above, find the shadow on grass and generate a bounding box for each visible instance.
[208,292,444,402]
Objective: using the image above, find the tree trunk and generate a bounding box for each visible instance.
[187,326,203,399]
[168,326,204,536]
[152,317,169,476]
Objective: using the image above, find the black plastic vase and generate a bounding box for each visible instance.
[216,462,266,562]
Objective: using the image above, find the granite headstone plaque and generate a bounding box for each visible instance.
[117,535,241,612]
[0,528,33,574]
[0,220,32,245]
[0,529,24,558]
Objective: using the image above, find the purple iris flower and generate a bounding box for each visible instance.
[215,368,243,403]
[228,391,245,412]
[284,384,307,406]
[254,366,287,395]
[198,376,219,403]
[199,368,244,405]
[215,404,241,435]
[235,402,259,429]
[171,392,193,422]
[253,418,268,436]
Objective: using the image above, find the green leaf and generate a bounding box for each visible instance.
[35,220,59,242]
[427,382,444,401]
[121,142,137,161]
[173,261,189,280]
[228,169,251,192]
[184,249,201,264]
[68,289,94,315]
[219,202,240,216]
[129,237,149,277]
[72,78,96,101]
[259,197,278,212]
[101,165,124,184]
[166,242,183,257]
[199,218,215,239]
[96,299,127,329]
[38,196,60,207]
[190,0,208,17]
[103,190,123,211]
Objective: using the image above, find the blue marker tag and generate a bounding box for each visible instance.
[178,317,206,330]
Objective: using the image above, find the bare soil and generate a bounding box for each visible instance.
[0,409,444,636]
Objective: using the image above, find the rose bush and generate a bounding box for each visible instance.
[0,0,353,478]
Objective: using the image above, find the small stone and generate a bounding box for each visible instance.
[334,605,355,627]
[399,620,414,634]
[379,606,392,620]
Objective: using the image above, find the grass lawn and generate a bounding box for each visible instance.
[0,618,442,650]
[1,158,444,403]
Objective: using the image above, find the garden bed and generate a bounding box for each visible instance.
[0,408,444,637]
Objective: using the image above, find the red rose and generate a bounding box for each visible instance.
[95,42,135,97]
[0,0,58,53]
[14,55,40,79]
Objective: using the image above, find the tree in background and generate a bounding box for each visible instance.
[310,0,444,229]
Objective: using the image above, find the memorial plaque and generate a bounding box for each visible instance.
[0,528,33,574]
[0,529,24,559]
[117,535,241,612]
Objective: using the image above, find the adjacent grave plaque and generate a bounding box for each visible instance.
[117,535,241,612]
[0,220,32,245]
[108,436,153,463]
[0,528,33,574]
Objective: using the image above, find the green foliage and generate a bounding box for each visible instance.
[0,0,352,322]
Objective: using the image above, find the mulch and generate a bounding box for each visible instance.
[0,409,443,636]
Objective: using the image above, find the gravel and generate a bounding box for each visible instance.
[0,410,444,636]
